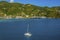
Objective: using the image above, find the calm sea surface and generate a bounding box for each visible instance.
[0,18,60,40]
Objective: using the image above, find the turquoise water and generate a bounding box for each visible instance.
[0,18,60,40]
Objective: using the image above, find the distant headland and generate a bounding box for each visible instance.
[0,1,60,19]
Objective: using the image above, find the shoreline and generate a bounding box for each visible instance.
[0,17,59,22]
[0,17,59,20]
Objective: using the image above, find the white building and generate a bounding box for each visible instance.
[10,0,14,3]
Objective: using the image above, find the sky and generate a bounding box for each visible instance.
[6,0,60,7]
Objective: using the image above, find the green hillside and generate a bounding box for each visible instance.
[0,1,60,19]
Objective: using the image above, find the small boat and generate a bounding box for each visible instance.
[24,24,32,38]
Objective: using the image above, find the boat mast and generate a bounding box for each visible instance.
[27,24,29,32]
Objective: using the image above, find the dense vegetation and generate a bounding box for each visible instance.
[0,1,60,18]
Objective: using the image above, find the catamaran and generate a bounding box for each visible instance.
[24,24,32,38]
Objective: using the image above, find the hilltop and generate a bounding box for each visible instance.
[0,1,60,19]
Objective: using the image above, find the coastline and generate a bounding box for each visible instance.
[0,17,58,20]
[0,17,59,22]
